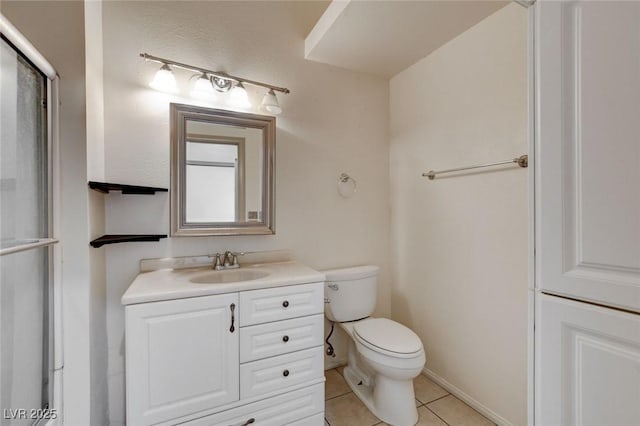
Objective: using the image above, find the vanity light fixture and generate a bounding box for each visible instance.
[140,53,289,113]
[149,63,177,93]
[261,89,282,115]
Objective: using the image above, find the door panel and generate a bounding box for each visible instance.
[536,294,640,426]
[0,36,52,416]
[536,2,640,424]
[536,0,640,312]
[126,293,239,425]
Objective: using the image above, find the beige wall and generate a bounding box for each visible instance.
[99,2,390,424]
[389,4,528,425]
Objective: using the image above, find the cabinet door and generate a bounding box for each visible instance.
[535,0,640,310]
[536,2,640,424]
[536,294,640,426]
[126,293,239,425]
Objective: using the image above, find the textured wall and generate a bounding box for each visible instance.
[390,4,528,425]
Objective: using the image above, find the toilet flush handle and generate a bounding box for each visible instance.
[328,283,339,291]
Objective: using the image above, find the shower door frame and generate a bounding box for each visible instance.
[0,14,62,426]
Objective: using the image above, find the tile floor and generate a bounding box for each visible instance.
[324,367,495,426]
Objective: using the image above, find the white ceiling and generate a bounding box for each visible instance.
[305,0,508,78]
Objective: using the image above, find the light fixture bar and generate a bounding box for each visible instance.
[140,53,290,94]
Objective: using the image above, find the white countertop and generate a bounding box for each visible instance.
[121,260,326,305]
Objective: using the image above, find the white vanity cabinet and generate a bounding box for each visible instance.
[126,293,240,425]
[124,274,325,426]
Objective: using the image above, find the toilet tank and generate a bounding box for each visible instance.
[323,265,379,322]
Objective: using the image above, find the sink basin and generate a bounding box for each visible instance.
[189,269,270,284]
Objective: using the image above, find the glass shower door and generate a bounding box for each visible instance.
[0,36,54,424]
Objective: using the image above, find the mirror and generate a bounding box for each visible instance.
[171,104,275,236]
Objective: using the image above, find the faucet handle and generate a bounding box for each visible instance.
[231,252,245,267]
[209,253,223,270]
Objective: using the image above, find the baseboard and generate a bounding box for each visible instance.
[422,367,515,426]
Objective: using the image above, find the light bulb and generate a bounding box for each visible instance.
[229,82,251,108]
[149,63,177,93]
[190,73,214,98]
[261,89,282,115]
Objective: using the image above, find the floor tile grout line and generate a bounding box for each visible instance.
[424,392,451,406]
[424,405,451,426]
[324,390,354,402]
[425,394,495,426]
[415,392,451,405]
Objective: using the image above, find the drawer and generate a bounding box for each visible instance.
[240,347,324,399]
[240,314,324,363]
[239,283,323,326]
[178,383,324,426]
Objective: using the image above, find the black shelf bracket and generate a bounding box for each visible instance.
[90,234,167,248]
[88,181,168,248]
[88,181,168,195]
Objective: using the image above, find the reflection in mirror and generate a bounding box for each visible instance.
[171,104,275,236]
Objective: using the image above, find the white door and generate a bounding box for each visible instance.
[125,293,239,425]
[535,1,640,424]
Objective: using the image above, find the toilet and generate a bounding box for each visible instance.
[323,265,426,426]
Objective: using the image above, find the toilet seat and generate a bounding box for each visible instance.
[353,318,423,359]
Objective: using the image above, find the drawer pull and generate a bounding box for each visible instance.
[230,303,236,333]
[282,300,290,308]
[282,335,289,342]
[283,369,290,377]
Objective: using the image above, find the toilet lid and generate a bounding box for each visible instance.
[353,318,423,355]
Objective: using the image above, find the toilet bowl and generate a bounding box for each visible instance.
[324,266,426,426]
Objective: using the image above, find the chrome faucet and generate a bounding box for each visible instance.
[211,251,243,270]
[222,251,236,268]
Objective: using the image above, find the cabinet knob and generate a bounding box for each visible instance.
[282,335,289,342]
[282,300,289,308]
[283,369,290,377]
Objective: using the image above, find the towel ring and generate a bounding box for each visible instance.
[338,173,357,198]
